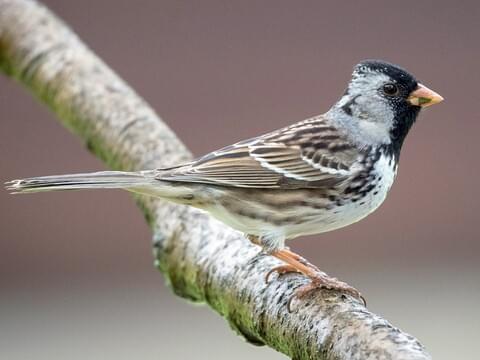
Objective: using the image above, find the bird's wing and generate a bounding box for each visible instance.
[158,116,361,189]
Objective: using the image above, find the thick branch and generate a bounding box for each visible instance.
[0,1,431,359]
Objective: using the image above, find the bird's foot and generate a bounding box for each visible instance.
[266,248,366,311]
[287,273,366,312]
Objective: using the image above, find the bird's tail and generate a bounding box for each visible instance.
[5,170,160,194]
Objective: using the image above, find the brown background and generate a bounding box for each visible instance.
[1,1,479,359]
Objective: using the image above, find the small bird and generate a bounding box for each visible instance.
[6,60,443,308]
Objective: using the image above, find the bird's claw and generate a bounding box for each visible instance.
[265,264,301,283]
[287,275,366,312]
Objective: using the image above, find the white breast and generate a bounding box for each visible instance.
[321,154,396,233]
[282,153,397,239]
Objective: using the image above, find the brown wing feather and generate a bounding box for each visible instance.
[158,115,361,189]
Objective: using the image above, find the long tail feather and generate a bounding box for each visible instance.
[5,171,156,194]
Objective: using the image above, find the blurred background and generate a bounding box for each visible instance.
[1,1,479,359]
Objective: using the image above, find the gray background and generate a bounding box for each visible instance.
[1,1,479,359]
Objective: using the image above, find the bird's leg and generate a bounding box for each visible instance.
[268,248,365,311]
[245,234,269,265]
[247,234,323,280]
[265,248,318,282]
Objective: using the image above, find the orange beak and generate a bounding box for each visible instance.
[407,83,444,107]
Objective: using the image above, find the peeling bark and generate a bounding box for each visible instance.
[0,1,431,359]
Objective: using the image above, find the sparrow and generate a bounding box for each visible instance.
[6,60,443,309]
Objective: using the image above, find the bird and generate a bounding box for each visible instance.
[6,60,443,309]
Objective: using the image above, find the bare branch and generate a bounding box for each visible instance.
[0,1,431,359]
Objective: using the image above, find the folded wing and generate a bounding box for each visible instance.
[158,116,361,189]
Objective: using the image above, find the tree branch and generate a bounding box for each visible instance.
[0,1,431,359]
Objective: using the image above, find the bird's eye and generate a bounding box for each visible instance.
[382,83,399,96]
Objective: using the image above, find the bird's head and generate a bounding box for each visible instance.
[329,60,443,152]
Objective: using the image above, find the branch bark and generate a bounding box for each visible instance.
[0,1,431,359]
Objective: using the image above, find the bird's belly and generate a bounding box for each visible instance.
[200,154,397,242]
[286,184,389,238]
[203,184,390,242]
[202,183,390,240]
